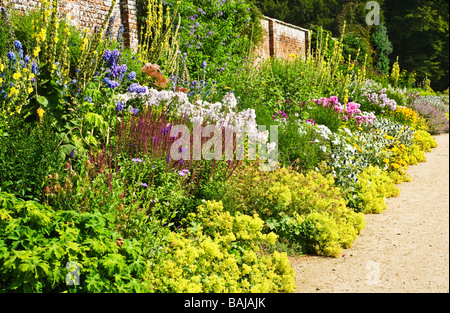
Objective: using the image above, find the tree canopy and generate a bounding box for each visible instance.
[252,0,448,91]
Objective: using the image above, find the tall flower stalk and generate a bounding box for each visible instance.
[75,0,117,90]
[138,0,181,70]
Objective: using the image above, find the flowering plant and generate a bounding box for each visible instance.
[359,80,398,115]
[312,95,376,127]
[163,0,262,87]
[115,88,270,149]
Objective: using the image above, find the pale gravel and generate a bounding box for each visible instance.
[290,133,449,293]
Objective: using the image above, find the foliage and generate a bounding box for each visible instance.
[413,129,438,153]
[384,0,449,91]
[137,0,180,72]
[145,200,295,292]
[409,96,449,134]
[223,164,365,257]
[0,0,444,293]
[141,0,263,88]
[0,192,151,292]
[371,23,393,76]
[286,207,365,258]
[43,151,184,246]
[0,117,63,201]
[353,165,399,214]
[276,119,327,170]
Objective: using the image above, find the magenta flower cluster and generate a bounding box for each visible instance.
[272,110,288,120]
[313,96,375,126]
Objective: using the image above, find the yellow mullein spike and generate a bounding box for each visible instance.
[37,107,45,124]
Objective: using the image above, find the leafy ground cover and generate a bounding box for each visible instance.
[0,0,447,293]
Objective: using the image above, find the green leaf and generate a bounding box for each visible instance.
[84,112,106,129]
[101,253,126,276]
[37,96,49,108]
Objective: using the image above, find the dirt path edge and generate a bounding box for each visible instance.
[290,133,449,293]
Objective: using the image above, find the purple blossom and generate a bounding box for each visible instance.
[7,51,16,61]
[127,71,136,80]
[177,169,189,177]
[128,83,147,94]
[104,77,119,88]
[14,40,22,52]
[102,49,112,61]
[129,107,139,115]
[132,158,143,163]
[116,101,124,111]
[111,49,120,60]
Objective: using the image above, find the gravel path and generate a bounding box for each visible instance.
[290,133,449,293]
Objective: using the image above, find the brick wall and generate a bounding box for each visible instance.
[254,16,310,62]
[0,0,138,49]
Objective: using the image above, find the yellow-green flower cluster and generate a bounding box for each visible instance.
[355,165,400,214]
[224,164,365,257]
[0,54,34,117]
[290,208,365,258]
[227,164,347,218]
[138,0,181,70]
[390,56,400,86]
[145,200,295,293]
[413,129,437,152]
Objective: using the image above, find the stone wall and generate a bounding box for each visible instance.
[0,0,139,49]
[254,16,310,62]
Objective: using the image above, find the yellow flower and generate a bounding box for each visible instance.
[13,72,22,80]
[0,77,3,84]
[37,107,45,123]
[33,46,41,57]
[27,87,34,94]
[8,87,19,98]
[0,63,4,72]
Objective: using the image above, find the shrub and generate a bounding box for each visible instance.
[0,192,151,292]
[0,117,63,201]
[410,96,449,134]
[277,119,327,170]
[145,200,295,293]
[353,165,400,214]
[288,208,365,258]
[413,129,437,153]
[224,164,365,257]
[371,23,393,76]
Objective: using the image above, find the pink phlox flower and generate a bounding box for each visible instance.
[329,96,339,104]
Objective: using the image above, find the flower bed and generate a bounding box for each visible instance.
[0,0,444,293]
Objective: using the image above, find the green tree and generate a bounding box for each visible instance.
[384,0,449,90]
[371,22,393,75]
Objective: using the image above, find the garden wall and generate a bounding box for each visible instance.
[254,16,310,62]
[0,0,139,49]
